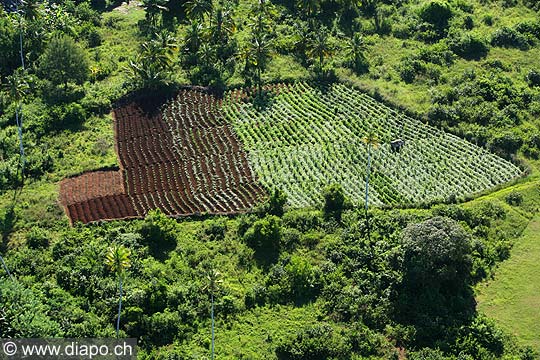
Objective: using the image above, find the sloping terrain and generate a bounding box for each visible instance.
[224,82,522,207]
[59,89,265,223]
[59,83,522,223]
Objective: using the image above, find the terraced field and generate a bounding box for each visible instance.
[59,83,522,223]
[224,82,522,207]
[59,90,265,224]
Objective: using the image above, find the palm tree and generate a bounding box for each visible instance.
[186,0,212,22]
[2,69,29,180]
[308,26,332,70]
[344,33,367,73]
[20,0,40,21]
[184,21,204,53]
[250,35,271,96]
[203,269,222,360]
[362,130,379,218]
[297,0,319,18]
[105,244,131,338]
[142,0,168,28]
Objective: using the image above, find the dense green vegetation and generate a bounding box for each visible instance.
[1,0,540,358]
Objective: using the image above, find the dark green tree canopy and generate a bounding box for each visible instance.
[38,34,89,88]
[396,216,475,348]
[401,216,472,287]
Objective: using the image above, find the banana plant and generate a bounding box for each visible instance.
[105,244,131,338]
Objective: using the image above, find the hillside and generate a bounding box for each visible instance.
[1,0,540,358]
[226,82,522,207]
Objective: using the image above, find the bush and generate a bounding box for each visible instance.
[138,210,178,258]
[282,210,322,233]
[396,217,475,346]
[199,218,228,241]
[275,323,352,360]
[38,34,90,88]
[526,70,540,87]
[505,191,523,206]
[418,1,453,30]
[491,27,530,50]
[455,315,507,359]
[26,227,49,249]
[489,132,523,158]
[322,183,346,220]
[449,33,489,60]
[263,188,288,217]
[243,215,281,261]
[284,255,321,303]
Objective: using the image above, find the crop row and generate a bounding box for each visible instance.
[60,89,266,224]
[224,82,522,208]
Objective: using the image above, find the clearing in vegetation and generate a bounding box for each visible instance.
[60,90,265,224]
[59,83,522,223]
[224,82,522,208]
[477,214,540,352]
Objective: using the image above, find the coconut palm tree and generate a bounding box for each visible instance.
[203,269,222,360]
[142,0,168,29]
[2,69,29,181]
[344,33,367,73]
[186,0,212,22]
[362,130,379,217]
[297,0,319,18]
[249,35,271,96]
[308,26,332,70]
[105,244,131,338]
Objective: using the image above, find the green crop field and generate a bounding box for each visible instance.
[224,82,522,208]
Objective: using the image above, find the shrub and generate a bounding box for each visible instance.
[26,227,49,249]
[396,217,475,346]
[138,210,178,258]
[275,323,352,360]
[489,132,523,158]
[455,315,507,359]
[199,218,228,241]
[463,15,474,30]
[322,183,346,220]
[243,215,281,260]
[38,34,90,88]
[418,1,453,30]
[526,70,540,87]
[264,188,288,217]
[449,33,489,60]
[505,191,523,206]
[491,27,530,50]
[284,255,321,302]
[482,14,493,26]
[283,210,323,233]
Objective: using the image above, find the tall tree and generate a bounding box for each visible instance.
[308,26,332,71]
[105,244,131,338]
[297,0,319,19]
[248,35,271,96]
[344,33,368,74]
[203,269,222,360]
[142,0,168,29]
[38,35,89,89]
[125,37,177,90]
[362,130,379,219]
[2,69,30,182]
[186,0,212,21]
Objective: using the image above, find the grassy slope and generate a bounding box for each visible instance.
[477,204,540,352]
[474,162,540,352]
[0,7,143,244]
